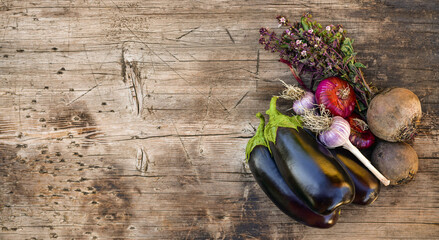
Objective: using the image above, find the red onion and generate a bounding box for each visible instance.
[315,77,356,118]
[302,112,390,186]
[346,113,375,149]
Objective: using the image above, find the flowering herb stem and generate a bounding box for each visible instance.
[259,13,373,113]
[279,58,308,91]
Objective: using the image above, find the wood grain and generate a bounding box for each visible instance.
[1,0,438,239]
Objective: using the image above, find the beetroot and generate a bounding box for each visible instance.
[367,88,422,142]
[371,141,419,185]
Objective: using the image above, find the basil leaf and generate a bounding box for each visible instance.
[301,17,309,31]
[355,62,366,68]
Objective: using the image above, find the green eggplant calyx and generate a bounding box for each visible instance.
[264,96,303,146]
[245,113,268,161]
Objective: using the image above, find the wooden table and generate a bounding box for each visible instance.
[1,1,438,239]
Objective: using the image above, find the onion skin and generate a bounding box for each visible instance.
[347,113,376,149]
[315,77,356,118]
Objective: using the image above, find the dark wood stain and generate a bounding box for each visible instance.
[76,164,133,238]
[47,102,97,130]
[232,184,270,239]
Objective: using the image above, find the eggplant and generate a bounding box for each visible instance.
[264,97,354,214]
[302,129,381,205]
[331,148,380,205]
[246,113,340,228]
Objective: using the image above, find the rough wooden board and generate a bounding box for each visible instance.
[1,0,438,239]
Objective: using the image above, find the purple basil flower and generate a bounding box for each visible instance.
[258,14,371,110]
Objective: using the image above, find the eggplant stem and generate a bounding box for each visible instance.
[342,141,390,186]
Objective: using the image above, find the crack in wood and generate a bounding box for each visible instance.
[136,147,149,173]
[83,44,104,106]
[232,91,249,109]
[256,49,260,75]
[240,184,250,220]
[225,28,235,44]
[67,84,101,106]
[17,93,22,130]
[198,87,213,155]
[115,132,248,142]
[122,49,144,116]
[171,122,191,163]
[115,18,232,119]
[176,26,200,40]
[0,130,252,145]
[217,98,230,113]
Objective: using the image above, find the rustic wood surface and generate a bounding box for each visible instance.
[1,0,438,239]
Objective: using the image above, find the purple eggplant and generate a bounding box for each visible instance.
[331,148,380,205]
[302,129,381,205]
[264,97,354,214]
[246,113,340,228]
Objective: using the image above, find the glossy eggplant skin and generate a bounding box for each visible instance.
[248,145,340,228]
[270,127,354,214]
[302,129,380,205]
[331,148,381,205]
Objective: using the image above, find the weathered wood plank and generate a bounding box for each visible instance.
[1,0,438,239]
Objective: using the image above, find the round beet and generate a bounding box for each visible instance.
[367,88,422,142]
[371,141,419,185]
